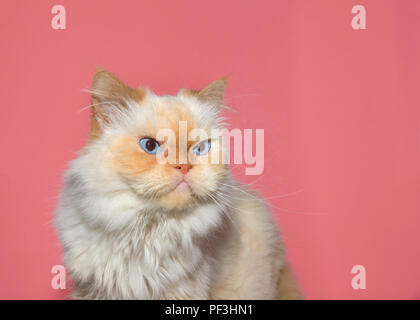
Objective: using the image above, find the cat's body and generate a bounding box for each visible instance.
[55,70,302,299]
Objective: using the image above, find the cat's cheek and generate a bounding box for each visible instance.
[188,164,227,196]
[108,136,157,176]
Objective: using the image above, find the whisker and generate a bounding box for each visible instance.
[78,101,113,113]
[216,182,325,216]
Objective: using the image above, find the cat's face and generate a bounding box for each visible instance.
[87,70,229,211]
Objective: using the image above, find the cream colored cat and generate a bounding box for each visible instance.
[55,69,302,299]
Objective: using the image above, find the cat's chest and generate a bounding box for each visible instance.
[68,203,223,299]
[91,222,206,298]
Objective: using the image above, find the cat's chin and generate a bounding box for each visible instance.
[157,185,194,211]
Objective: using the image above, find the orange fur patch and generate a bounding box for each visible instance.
[109,136,159,176]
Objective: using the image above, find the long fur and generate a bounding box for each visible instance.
[55,70,302,299]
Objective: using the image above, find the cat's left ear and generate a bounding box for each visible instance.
[178,78,228,109]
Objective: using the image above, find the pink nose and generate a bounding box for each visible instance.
[173,164,191,175]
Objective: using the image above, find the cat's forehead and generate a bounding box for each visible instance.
[123,92,219,137]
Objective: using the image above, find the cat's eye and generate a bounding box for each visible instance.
[139,138,160,155]
[193,140,211,156]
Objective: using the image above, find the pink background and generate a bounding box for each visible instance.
[0,0,419,299]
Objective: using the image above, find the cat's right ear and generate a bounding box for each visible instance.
[88,69,145,142]
[177,78,235,112]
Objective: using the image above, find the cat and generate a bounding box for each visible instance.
[55,69,303,299]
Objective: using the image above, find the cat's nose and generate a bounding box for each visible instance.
[173,164,191,175]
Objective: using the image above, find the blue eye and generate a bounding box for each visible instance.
[139,138,160,155]
[193,140,211,156]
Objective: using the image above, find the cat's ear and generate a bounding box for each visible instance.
[90,69,145,121]
[88,69,145,141]
[178,78,227,108]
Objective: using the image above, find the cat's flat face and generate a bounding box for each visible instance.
[87,70,229,211]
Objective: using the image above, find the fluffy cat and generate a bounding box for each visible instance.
[55,69,302,299]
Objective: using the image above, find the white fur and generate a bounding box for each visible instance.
[55,91,287,299]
